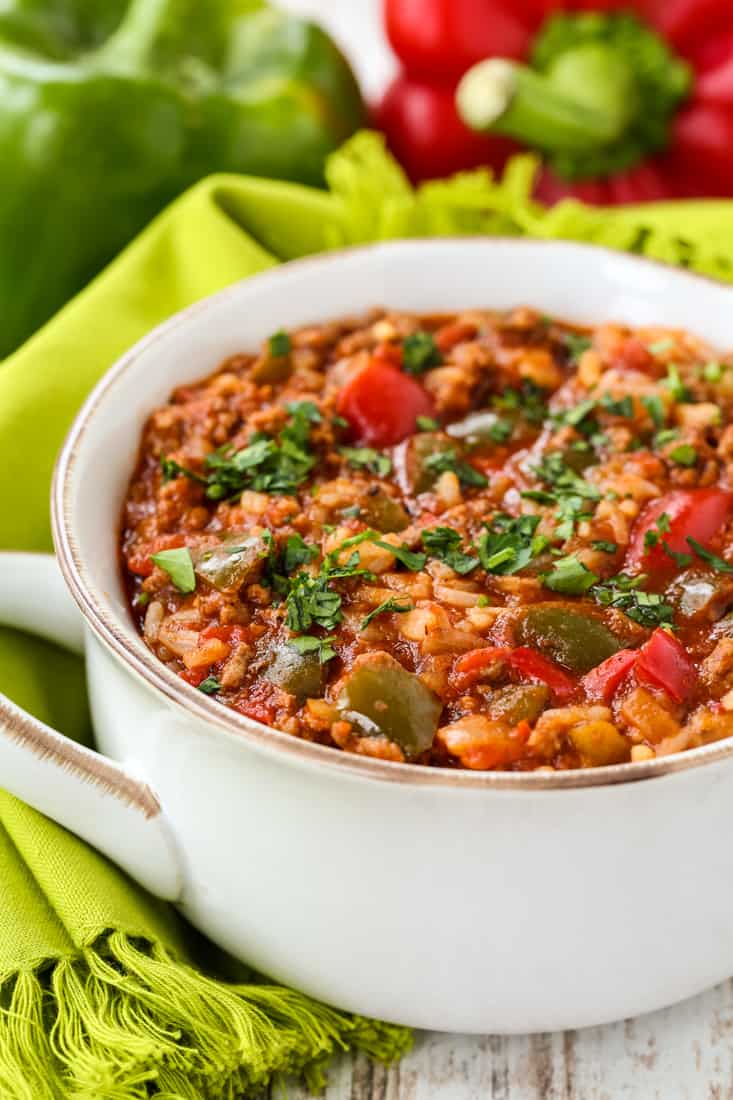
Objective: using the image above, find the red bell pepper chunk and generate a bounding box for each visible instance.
[337,355,436,448]
[635,628,697,704]
[625,488,733,573]
[582,649,639,703]
[508,647,577,704]
[453,646,512,688]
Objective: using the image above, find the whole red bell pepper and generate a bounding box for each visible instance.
[379,0,733,202]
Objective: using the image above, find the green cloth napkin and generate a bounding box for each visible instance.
[3,131,733,1099]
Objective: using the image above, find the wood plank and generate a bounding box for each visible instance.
[281,979,733,1098]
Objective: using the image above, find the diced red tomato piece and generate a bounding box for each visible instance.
[635,628,697,704]
[337,356,436,447]
[582,649,639,703]
[612,337,655,374]
[625,488,733,573]
[180,667,209,688]
[453,646,511,688]
[508,647,577,704]
[200,624,248,645]
[126,533,186,577]
[372,342,404,369]
[435,321,477,353]
[235,683,277,724]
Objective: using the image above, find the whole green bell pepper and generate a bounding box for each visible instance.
[0,0,364,356]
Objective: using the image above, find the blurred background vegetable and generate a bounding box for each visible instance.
[377,0,733,204]
[0,0,363,356]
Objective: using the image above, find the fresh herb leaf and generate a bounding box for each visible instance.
[424,448,488,488]
[592,573,674,627]
[331,414,349,429]
[703,361,724,382]
[151,547,196,594]
[542,554,598,595]
[530,453,600,501]
[648,339,675,355]
[644,512,671,550]
[493,382,547,425]
[654,428,679,447]
[663,364,691,402]
[563,332,592,362]
[360,598,413,630]
[339,446,392,477]
[268,330,291,358]
[286,573,343,632]
[288,634,337,663]
[669,443,698,467]
[661,542,693,568]
[600,394,634,418]
[203,403,318,499]
[160,456,206,484]
[421,527,479,574]
[641,394,665,428]
[402,331,443,374]
[133,591,150,608]
[476,594,490,607]
[477,514,547,575]
[283,533,318,574]
[687,537,733,573]
[555,398,598,431]
[374,541,426,571]
[416,415,440,431]
[592,540,618,553]
[198,676,222,695]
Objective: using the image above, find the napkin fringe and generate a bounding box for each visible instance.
[0,932,411,1099]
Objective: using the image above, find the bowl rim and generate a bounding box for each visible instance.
[51,236,733,791]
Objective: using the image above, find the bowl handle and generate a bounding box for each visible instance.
[0,552,182,901]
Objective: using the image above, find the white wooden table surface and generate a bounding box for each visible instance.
[275,3,733,1095]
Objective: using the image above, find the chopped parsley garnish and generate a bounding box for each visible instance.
[421,527,479,575]
[523,453,600,541]
[282,533,319,574]
[196,402,319,500]
[151,547,196,594]
[555,398,597,432]
[563,332,592,362]
[493,382,547,425]
[374,540,426,571]
[288,634,337,663]
[640,394,665,428]
[648,339,675,356]
[687,537,733,573]
[340,505,362,520]
[339,446,392,477]
[402,331,442,374]
[654,428,679,447]
[198,676,222,695]
[160,456,206,484]
[668,443,698,467]
[286,572,343,632]
[663,364,691,402]
[424,448,488,488]
[487,418,513,443]
[600,394,634,418]
[331,414,349,429]
[360,598,413,630]
[592,573,674,627]
[591,540,618,553]
[644,512,671,550]
[417,415,440,431]
[477,514,547,575]
[703,361,724,382]
[542,555,598,595]
[662,543,693,568]
[268,330,291,357]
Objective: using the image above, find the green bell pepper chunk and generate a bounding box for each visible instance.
[517,605,622,674]
[338,652,442,759]
[0,0,364,355]
[266,642,323,701]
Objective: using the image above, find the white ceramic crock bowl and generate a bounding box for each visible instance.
[3,240,733,1035]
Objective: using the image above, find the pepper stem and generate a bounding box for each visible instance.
[457,48,635,155]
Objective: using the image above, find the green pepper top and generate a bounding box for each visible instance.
[0,0,364,354]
